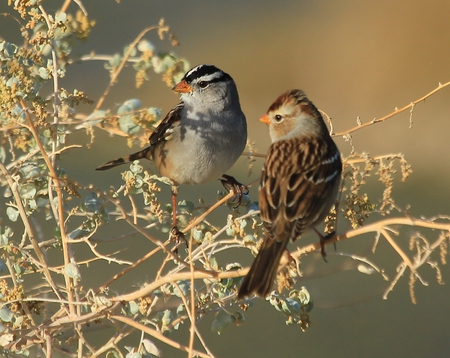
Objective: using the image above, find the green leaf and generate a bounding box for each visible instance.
[129,301,139,315]
[142,339,162,357]
[161,309,173,327]
[129,161,143,174]
[212,311,234,335]
[106,351,121,358]
[19,183,36,200]
[38,67,49,80]
[192,227,203,242]
[0,307,13,323]
[243,234,256,243]
[123,99,142,111]
[211,319,227,335]
[238,218,247,229]
[55,11,67,24]
[177,200,194,213]
[173,281,190,298]
[281,298,301,314]
[83,194,102,214]
[118,114,140,135]
[79,110,106,128]
[216,310,233,325]
[125,353,141,358]
[6,207,19,222]
[64,263,81,279]
[176,304,186,317]
[0,146,6,163]
[137,40,155,53]
[147,107,162,121]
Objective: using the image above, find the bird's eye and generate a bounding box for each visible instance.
[274,114,283,122]
[198,81,208,89]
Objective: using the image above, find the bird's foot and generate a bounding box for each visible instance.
[220,174,249,208]
[170,226,187,254]
[318,231,337,263]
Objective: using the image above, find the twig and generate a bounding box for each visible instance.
[110,315,211,358]
[20,100,76,315]
[0,162,65,305]
[172,282,215,358]
[296,216,450,257]
[332,251,389,281]
[182,177,259,235]
[112,269,247,302]
[187,233,196,357]
[334,81,450,137]
[380,228,415,272]
[96,245,163,294]
[95,24,167,110]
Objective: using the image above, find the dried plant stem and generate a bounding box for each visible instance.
[110,315,211,358]
[182,191,235,234]
[112,269,247,302]
[173,281,215,358]
[380,228,415,271]
[0,161,64,304]
[188,233,196,358]
[96,245,163,294]
[182,178,259,235]
[20,100,76,315]
[334,81,450,136]
[95,24,166,110]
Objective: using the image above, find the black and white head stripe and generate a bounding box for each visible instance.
[183,64,232,84]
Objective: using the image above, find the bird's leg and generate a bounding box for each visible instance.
[220,174,249,208]
[312,228,337,263]
[169,185,187,252]
[171,185,178,228]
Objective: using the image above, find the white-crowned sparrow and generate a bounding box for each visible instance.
[238,89,342,299]
[97,64,248,235]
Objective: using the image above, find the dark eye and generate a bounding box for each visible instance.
[198,81,208,89]
[274,114,283,122]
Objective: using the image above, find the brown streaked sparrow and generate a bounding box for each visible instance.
[238,89,342,299]
[96,64,248,237]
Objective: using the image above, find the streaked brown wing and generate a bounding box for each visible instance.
[259,136,341,242]
[149,102,183,146]
[96,103,184,171]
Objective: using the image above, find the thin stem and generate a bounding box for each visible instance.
[334,81,450,137]
[20,100,75,316]
[0,162,64,305]
[95,25,166,110]
[110,315,211,358]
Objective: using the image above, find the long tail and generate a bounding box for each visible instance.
[96,147,152,171]
[237,237,288,299]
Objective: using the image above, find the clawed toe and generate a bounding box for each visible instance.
[170,226,187,254]
[319,231,337,263]
[220,174,249,208]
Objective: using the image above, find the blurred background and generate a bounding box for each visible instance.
[2,0,450,357]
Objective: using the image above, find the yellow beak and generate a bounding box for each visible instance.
[259,114,270,124]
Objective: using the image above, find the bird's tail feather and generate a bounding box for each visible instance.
[96,147,152,171]
[237,237,288,299]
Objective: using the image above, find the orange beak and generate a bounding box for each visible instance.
[172,80,192,93]
[259,114,270,124]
